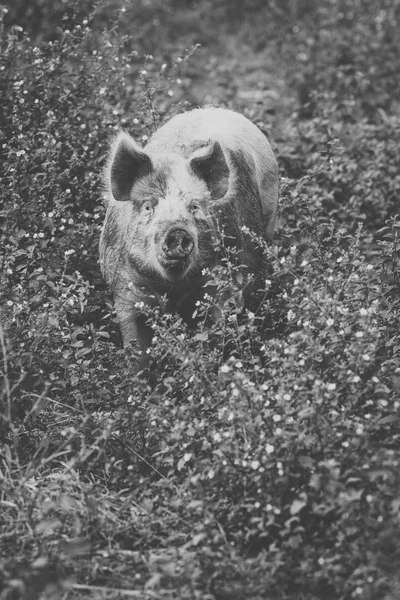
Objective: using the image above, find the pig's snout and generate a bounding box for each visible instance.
[162,228,194,259]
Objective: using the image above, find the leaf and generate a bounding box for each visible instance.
[298,455,315,469]
[193,332,208,342]
[35,518,62,536]
[61,538,91,557]
[376,415,399,426]
[177,457,186,471]
[145,573,162,590]
[191,533,207,546]
[141,498,153,512]
[75,347,92,358]
[290,500,307,515]
[298,407,315,419]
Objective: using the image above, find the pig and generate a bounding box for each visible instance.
[99,107,278,353]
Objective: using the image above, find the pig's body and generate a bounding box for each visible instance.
[99,107,278,351]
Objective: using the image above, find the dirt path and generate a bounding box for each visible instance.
[155,17,299,149]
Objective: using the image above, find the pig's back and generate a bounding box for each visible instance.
[146,107,276,187]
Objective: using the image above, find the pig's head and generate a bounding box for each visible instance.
[107,131,230,285]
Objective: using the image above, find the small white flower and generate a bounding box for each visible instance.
[354,587,363,595]
[266,443,275,454]
[273,414,281,422]
[326,383,336,391]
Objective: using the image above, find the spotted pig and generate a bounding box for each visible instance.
[99,107,278,352]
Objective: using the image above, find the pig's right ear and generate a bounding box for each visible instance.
[188,141,230,200]
[108,132,152,202]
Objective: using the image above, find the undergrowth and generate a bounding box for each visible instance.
[1,1,399,599]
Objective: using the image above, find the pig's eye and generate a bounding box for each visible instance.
[143,202,154,216]
[191,203,201,214]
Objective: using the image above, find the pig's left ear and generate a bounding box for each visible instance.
[189,141,230,199]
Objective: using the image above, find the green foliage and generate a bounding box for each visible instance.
[1,1,400,599]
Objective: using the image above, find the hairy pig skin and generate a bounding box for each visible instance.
[99,106,279,353]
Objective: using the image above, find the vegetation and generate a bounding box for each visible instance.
[1,0,399,598]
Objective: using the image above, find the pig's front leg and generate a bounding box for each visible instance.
[114,295,153,354]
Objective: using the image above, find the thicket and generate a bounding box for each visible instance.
[1,1,399,599]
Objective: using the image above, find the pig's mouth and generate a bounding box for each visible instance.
[160,256,191,280]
